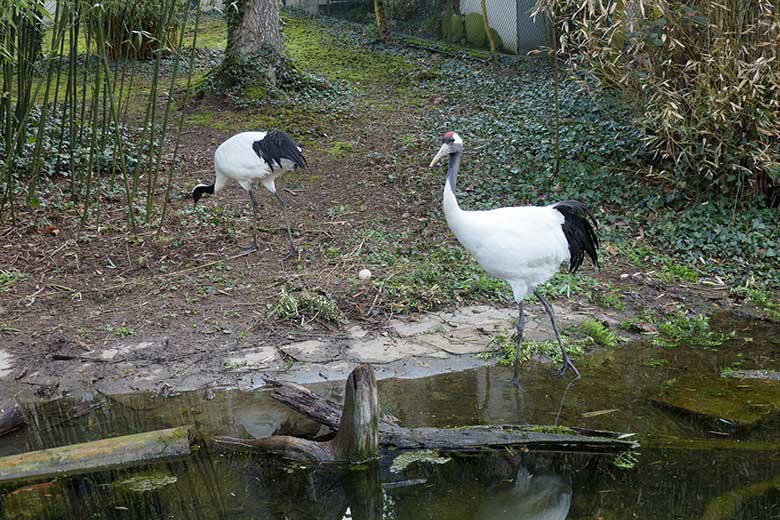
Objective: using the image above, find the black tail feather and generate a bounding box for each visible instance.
[252,129,307,170]
[553,200,599,273]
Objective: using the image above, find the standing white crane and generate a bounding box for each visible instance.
[192,130,307,256]
[430,131,599,386]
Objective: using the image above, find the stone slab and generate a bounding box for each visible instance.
[280,340,340,363]
[346,338,441,364]
[224,346,281,370]
[412,331,488,355]
[387,316,447,337]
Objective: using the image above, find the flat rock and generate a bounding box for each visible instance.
[346,326,369,339]
[280,340,339,363]
[653,375,780,427]
[440,306,516,328]
[413,330,487,355]
[346,338,440,364]
[224,346,280,370]
[724,369,780,382]
[387,316,447,337]
[82,341,157,361]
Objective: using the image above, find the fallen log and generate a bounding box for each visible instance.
[218,366,381,463]
[266,372,637,452]
[216,365,638,461]
[0,400,24,437]
[0,425,192,484]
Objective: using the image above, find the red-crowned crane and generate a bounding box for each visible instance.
[430,131,599,386]
[192,130,307,256]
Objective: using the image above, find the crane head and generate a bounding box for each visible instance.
[429,131,463,167]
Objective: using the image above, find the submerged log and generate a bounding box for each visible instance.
[218,365,382,463]
[0,400,24,437]
[216,365,638,462]
[266,372,637,452]
[0,425,192,484]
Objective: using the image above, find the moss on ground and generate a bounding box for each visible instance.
[283,16,418,87]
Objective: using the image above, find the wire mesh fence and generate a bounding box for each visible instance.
[310,0,548,53]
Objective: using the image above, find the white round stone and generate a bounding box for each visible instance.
[358,269,372,281]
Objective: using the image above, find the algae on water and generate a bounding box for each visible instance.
[390,450,451,473]
[116,472,178,493]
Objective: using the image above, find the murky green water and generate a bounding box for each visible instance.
[1,314,779,519]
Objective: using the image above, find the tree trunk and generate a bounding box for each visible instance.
[373,0,390,42]
[219,0,286,92]
[227,0,283,57]
[333,364,380,462]
[217,365,382,464]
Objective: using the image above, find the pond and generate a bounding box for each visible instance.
[1,314,779,519]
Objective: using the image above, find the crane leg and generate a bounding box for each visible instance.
[273,191,297,258]
[240,189,259,252]
[512,301,525,387]
[533,289,581,378]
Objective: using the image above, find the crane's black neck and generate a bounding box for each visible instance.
[445,151,462,198]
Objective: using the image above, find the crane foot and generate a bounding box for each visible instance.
[240,242,258,253]
[559,357,581,379]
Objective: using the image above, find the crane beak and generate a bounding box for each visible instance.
[429,143,450,167]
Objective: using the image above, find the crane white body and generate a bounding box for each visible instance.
[444,185,570,302]
[212,131,299,194]
[193,130,306,255]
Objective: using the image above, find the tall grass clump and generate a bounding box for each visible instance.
[534,0,780,206]
[0,0,200,229]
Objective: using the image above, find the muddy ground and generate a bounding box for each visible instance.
[0,14,770,401]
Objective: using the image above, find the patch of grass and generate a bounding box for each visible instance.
[0,323,20,334]
[272,289,346,324]
[591,284,625,310]
[731,283,780,321]
[351,230,511,314]
[479,333,587,367]
[579,318,618,347]
[0,271,31,292]
[380,245,511,314]
[536,272,599,300]
[652,314,731,349]
[326,141,354,157]
[643,358,669,368]
[620,309,659,332]
[612,451,639,470]
[113,325,135,338]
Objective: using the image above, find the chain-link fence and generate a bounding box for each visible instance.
[295,0,548,53]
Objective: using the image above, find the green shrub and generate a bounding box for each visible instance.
[272,289,346,324]
[447,14,464,43]
[464,13,486,48]
[579,318,618,347]
[101,0,185,59]
[537,0,780,204]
